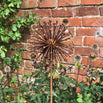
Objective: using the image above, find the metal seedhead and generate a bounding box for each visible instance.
[32,20,73,65]
[4,66,11,73]
[92,44,98,51]
[74,55,81,62]
[88,52,96,61]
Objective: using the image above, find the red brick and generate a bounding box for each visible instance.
[68,74,77,79]
[77,75,83,82]
[60,18,82,27]
[24,69,36,74]
[66,56,75,65]
[30,9,52,17]
[100,6,103,16]
[18,67,24,74]
[11,43,26,49]
[71,66,78,74]
[100,48,103,57]
[92,58,103,67]
[82,76,87,82]
[83,17,103,27]
[73,36,83,46]
[17,10,24,17]
[84,37,103,47]
[21,60,25,67]
[75,47,98,56]
[20,35,30,42]
[40,18,60,25]
[24,60,33,68]
[82,57,90,66]
[58,0,81,7]
[38,0,57,8]
[76,87,81,93]
[21,0,38,8]
[22,52,31,60]
[69,74,83,83]
[52,8,73,17]
[26,43,34,52]
[81,0,102,5]
[93,78,100,84]
[79,68,88,75]
[75,7,99,16]
[76,28,99,36]
[64,28,74,36]
[7,50,15,56]
[67,28,74,36]
[68,18,82,27]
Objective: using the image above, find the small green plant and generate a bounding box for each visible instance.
[74,43,103,103]
[77,94,92,103]
[21,68,78,103]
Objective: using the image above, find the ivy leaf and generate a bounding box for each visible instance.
[12,24,17,31]
[78,94,82,98]
[15,32,21,38]
[5,9,10,15]
[17,22,21,28]
[77,98,83,103]
[0,50,5,58]
[1,35,9,43]
[8,3,14,7]
[8,31,13,37]
[12,36,16,40]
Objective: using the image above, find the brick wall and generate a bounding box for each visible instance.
[17,0,103,80]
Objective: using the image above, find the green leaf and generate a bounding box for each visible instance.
[8,3,14,7]
[78,94,82,98]
[12,24,17,31]
[57,62,60,69]
[15,32,21,38]
[12,36,16,40]
[1,36,9,43]
[5,9,10,15]
[0,50,5,58]
[17,22,21,28]
[77,98,83,103]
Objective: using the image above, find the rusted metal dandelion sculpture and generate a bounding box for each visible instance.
[31,20,73,103]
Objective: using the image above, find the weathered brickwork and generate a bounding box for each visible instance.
[17,0,103,80]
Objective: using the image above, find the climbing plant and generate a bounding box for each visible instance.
[0,0,38,102]
[0,0,38,59]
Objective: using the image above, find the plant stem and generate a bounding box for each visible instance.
[50,61,53,103]
[1,87,5,102]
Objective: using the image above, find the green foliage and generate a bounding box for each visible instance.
[0,0,38,58]
[77,94,92,103]
[3,50,22,69]
[21,69,78,103]
[0,1,103,103]
[0,0,38,102]
[0,46,7,58]
[9,93,25,103]
[0,63,103,103]
[78,68,103,103]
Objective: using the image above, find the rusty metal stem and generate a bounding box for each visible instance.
[50,61,53,103]
[50,45,53,103]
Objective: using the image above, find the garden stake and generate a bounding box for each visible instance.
[50,60,53,103]
[32,21,73,103]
